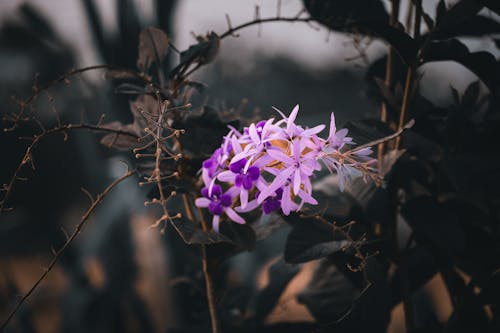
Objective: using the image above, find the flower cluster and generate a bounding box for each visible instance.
[195,105,377,231]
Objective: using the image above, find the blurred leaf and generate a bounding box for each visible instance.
[115,83,148,95]
[137,27,169,72]
[298,259,391,331]
[251,215,286,241]
[389,245,439,307]
[173,106,239,159]
[433,15,500,39]
[283,214,349,264]
[422,39,500,92]
[303,0,389,23]
[19,3,56,41]
[434,0,484,34]
[401,196,466,257]
[304,0,418,64]
[253,259,299,324]
[297,260,358,323]
[484,0,500,16]
[170,32,220,78]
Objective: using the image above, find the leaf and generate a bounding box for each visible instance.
[434,0,484,34]
[283,214,349,264]
[303,0,418,64]
[170,218,231,245]
[170,32,220,78]
[114,83,147,95]
[433,15,500,39]
[253,259,299,324]
[422,39,500,92]
[297,259,391,330]
[401,196,466,257]
[297,260,358,324]
[137,27,169,72]
[251,214,286,241]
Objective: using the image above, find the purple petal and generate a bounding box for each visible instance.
[209,201,223,215]
[212,215,220,232]
[240,189,248,208]
[266,149,294,165]
[201,187,209,198]
[257,167,294,203]
[280,186,297,215]
[225,208,245,224]
[235,199,259,213]
[247,166,260,181]
[329,112,337,140]
[235,174,243,187]
[202,158,213,169]
[242,175,253,190]
[195,197,211,208]
[229,158,246,173]
[302,124,325,137]
[220,194,232,207]
[287,105,299,133]
[263,197,281,214]
[293,168,301,195]
[217,170,235,182]
[248,123,260,143]
[211,184,222,197]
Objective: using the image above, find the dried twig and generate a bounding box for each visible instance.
[4,65,154,132]
[0,169,136,332]
[0,123,139,213]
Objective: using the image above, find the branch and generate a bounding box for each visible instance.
[0,123,139,213]
[4,65,154,131]
[219,15,314,40]
[0,169,136,332]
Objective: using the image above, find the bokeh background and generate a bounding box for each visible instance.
[0,1,499,333]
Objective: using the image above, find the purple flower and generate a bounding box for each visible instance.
[217,158,261,209]
[262,188,283,214]
[195,185,244,232]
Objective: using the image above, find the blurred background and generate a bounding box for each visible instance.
[0,1,499,333]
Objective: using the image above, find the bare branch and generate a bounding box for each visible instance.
[0,169,136,332]
[0,123,139,213]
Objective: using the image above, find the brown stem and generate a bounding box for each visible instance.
[395,0,422,150]
[0,169,136,332]
[197,207,221,333]
[378,0,400,170]
[393,2,423,332]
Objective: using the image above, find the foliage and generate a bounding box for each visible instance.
[1,0,500,332]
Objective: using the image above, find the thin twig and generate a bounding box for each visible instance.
[0,123,139,213]
[4,65,154,132]
[0,169,136,332]
[219,16,314,39]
